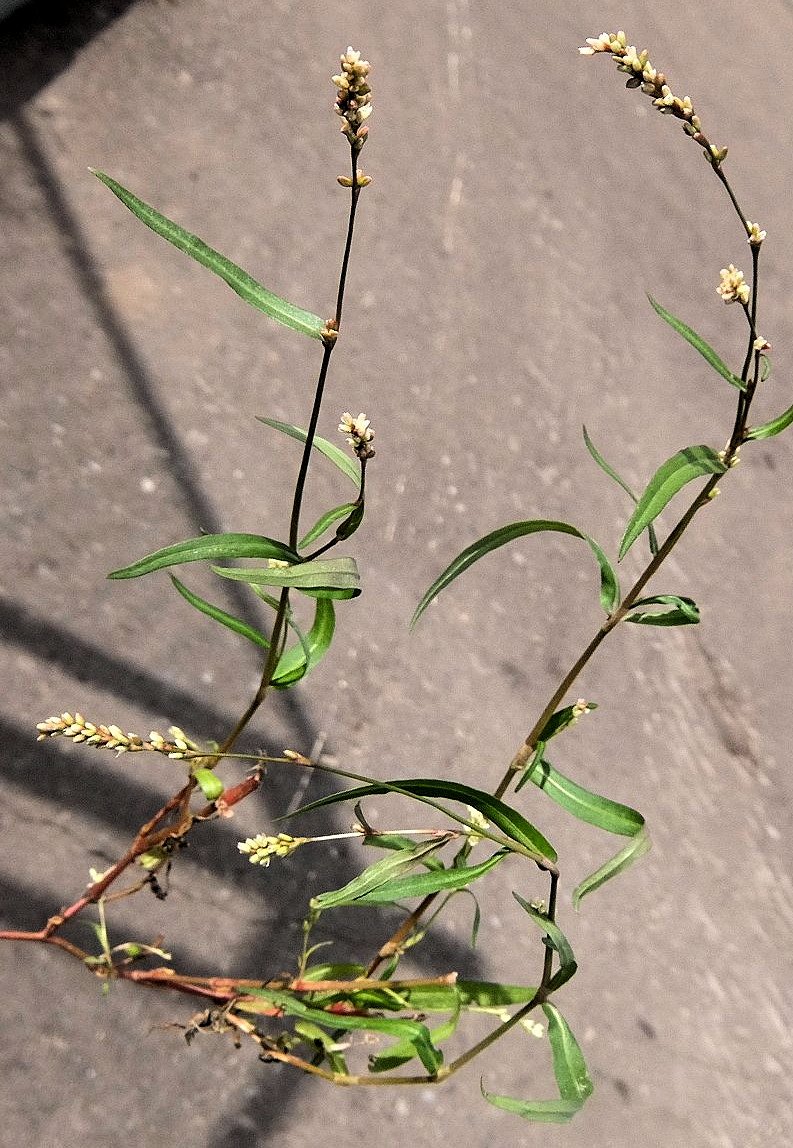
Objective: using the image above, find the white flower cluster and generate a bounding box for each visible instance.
[716,264,750,305]
[237,832,308,866]
[339,411,375,461]
[332,47,373,152]
[35,713,198,758]
[580,31,728,166]
[745,220,766,247]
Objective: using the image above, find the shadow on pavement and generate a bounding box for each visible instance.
[2,7,489,1141]
[0,0,140,118]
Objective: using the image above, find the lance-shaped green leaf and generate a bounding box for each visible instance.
[481,1085,581,1124]
[92,172,325,340]
[299,502,358,549]
[648,294,746,391]
[290,778,557,863]
[745,398,793,441]
[300,962,366,983]
[583,425,658,555]
[341,850,507,906]
[481,1003,592,1122]
[572,825,651,909]
[625,593,700,626]
[619,446,726,560]
[212,555,361,599]
[257,418,360,485]
[524,757,644,838]
[108,533,298,579]
[521,755,650,907]
[169,576,334,684]
[363,833,446,870]
[310,839,450,911]
[170,575,271,649]
[514,894,577,992]
[388,980,540,1014]
[542,1003,594,1104]
[238,987,443,1074]
[412,520,619,628]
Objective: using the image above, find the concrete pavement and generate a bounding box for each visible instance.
[2,2,792,1145]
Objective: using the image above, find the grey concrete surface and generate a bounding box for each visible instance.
[2,2,792,1146]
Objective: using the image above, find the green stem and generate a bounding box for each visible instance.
[220,147,363,755]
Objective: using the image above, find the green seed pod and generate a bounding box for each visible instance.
[193,768,224,802]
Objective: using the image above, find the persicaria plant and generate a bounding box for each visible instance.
[3,33,790,1123]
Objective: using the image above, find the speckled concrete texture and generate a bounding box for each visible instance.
[2,2,792,1146]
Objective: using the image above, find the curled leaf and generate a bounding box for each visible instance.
[625,593,700,626]
[412,520,619,627]
[109,533,298,579]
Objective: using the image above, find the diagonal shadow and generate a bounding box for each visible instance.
[9,104,313,743]
[0,596,316,749]
[0,598,489,1145]
[2,18,491,1140]
[0,0,141,123]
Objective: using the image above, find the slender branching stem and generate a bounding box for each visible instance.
[219,146,363,757]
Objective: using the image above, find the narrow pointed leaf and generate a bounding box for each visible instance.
[524,757,644,837]
[257,418,360,485]
[348,851,507,905]
[481,1085,580,1123]
[522,755,650,907]
[544,1002,593,1102]
[93,172,325,339]
[481,1005,592,1123]
[239,987,443,1074]
[572,825,651,909]
[301,963,365,982]
[290,778,557,863]
[412,520,619,628]
[169,575,270,649]
[382,980,539,1014]
[625,593,700,626]
[514,894,577,991]
[619,446,726,560]
[299,502,357,549]
[745,399,793,441]
[109,533,298,579]
[648,295,746,391]
[310,840,450,911]
[583,425,658,554]
[212,555,360,598]
[362,833,445,870]
[514,743,546,793]
[456,981,539,1008]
